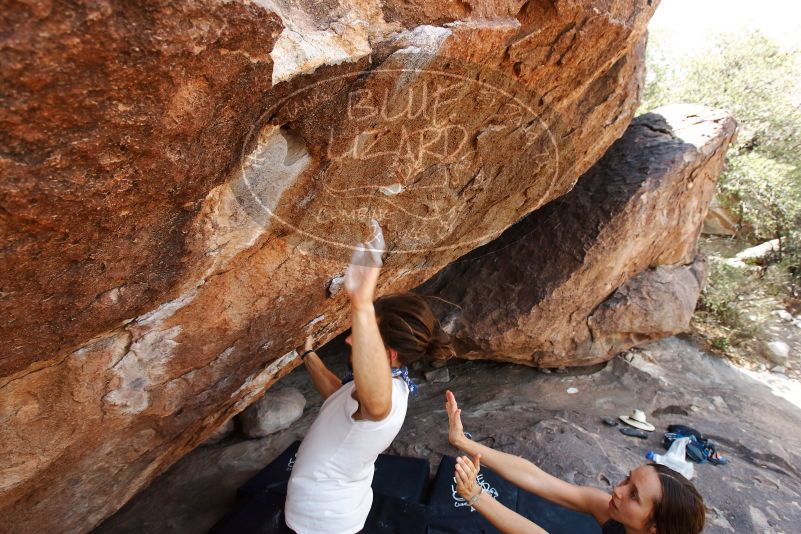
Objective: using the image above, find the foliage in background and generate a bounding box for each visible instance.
[782,218,801,293]
[641,30,801,291]
[697,258,761,336]
[698,259,750,327]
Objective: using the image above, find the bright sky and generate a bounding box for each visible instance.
[649,0,801,52]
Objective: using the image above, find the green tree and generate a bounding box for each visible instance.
[641,31,801,257]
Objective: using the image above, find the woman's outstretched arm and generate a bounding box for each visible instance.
[446,390,610,523]
[455,454,548,534]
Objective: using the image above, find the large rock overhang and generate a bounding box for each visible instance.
[0,1,657,531]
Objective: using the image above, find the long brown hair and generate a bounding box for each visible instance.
[650,464,705,534]
[374,292,455,366]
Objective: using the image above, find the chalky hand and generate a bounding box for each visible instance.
[344,219,385,309]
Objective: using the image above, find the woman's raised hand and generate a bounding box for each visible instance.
[344,219,385,309]
[445,390,467,447]
[455,454,482,501]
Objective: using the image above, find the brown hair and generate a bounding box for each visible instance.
[373,292,455,366]
[650,464,705,534]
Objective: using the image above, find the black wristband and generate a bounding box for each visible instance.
[300,349,315,360]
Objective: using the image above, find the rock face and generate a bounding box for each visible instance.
[762,341,790,366]
[239,387,306,438]
[1,1,657,531]
[201,418,235,447]
[419,105,737,367]
[702,196,740,236]
[587,258,709,360]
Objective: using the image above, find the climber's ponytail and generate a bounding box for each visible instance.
[374,292,456,366]
[425,321,456,362]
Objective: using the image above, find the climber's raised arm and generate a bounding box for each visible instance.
[345,221,392,421]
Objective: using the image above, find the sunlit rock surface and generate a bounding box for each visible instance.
[1,1,657,531]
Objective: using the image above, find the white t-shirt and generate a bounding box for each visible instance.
[284,378,409,534]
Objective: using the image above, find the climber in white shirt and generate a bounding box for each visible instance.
[284,220,453,534]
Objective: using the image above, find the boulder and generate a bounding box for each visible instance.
[734,239,781,264]
[424,367,451,383]
[762,341,790,365]
[0,1,658,531]
[239,388,306,438]
[587,257,709,360]
[201,419,236,447]
[419,105,737,366]
[702,196,740,235]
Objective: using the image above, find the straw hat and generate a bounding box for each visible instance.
[619,409,655,432]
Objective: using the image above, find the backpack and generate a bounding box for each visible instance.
[662,424,728,465]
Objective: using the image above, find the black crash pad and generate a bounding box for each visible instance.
[223,446,603,534]
[237,441,300,502]
[373,453,430,503]
[238,441,430,504]
[362,494,429,533]
[515,491,601,534]
[209,491,427,534]
[209,490,288,534]
[424,455,519,534]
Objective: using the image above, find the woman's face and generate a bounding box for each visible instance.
[608,465,662,533]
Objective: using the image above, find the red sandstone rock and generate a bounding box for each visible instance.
[0,1,656,531]
[586,257,709,358]
[420,104,737,367]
